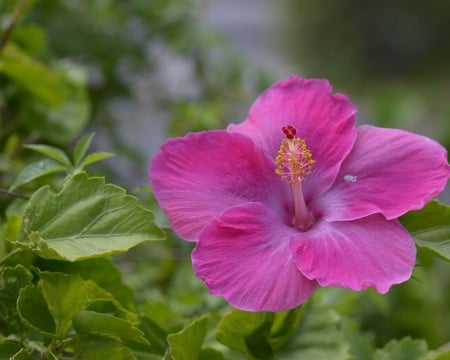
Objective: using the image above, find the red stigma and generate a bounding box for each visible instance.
[282,125,297,140]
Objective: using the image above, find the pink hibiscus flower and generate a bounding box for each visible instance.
[150,76,450,312]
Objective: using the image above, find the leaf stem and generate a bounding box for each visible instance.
[0,247,22,266]
[0,188,29,199]
[0,0,28,54]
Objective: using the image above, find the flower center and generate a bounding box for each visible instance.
[275,125,315,230]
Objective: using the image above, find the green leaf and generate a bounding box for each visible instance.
[37,271,88,336]
[19,172,165,261]
[17,285,56,336]
[270,307,306,350]
[199,348,226,360]
[0,341,22,360]
[73,310,149,345]
[0,266,33,333]
[216,309,274,358]
[400,201,450,261]
[166,316,209,360]
[374,337,428,360]
[9,158,66,190]
[36,257,135,310]
[421,344,450,360]
[138,315,168,355]
[23,144,71,166]
[73,132,95,167]
[80,151,115,168]
[277,304,350,360]
[0,43,64,106]
[75,335,137,360]
[9,349,33,360]
[21,63,90,144]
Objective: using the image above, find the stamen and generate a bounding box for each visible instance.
[275,127,315,184]
[275,125,315,230]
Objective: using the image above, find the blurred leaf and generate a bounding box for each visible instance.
[166,316,209,360]
[23,144,71,166]
[38,271,88,336]
[216,309,274,359]
[17,285,56,336]
[0,43,64,106]
[401,201,450,261]
[342,319,374,360]
[9,349,32,360]
[73,310,149,345]
[374,337,428,360]
[21,63,90,144]
[75,335,137,360]
[421,344,450,360]
[270,307,306,350]
[199,348,226,360]
[9,158,66,190]
[73,132,95,167]
[19,172,165,261]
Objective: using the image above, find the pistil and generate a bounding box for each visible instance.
[275,125,315,230]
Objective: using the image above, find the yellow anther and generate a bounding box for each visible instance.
[275,137,315,184]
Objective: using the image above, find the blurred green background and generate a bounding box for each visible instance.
[1,0,449,354]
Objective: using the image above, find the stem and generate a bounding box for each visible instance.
[0,188,29,200]
[0,247,22,266]
[0,0,28,54]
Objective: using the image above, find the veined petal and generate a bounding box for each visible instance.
[290,215,416,293]
[192,203,317,311]
[314,125,450,221]
[228,76,357,200]
[150,131,289,241]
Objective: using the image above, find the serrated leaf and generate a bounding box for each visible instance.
[80,151,115,168]
[19,172,165,261]
[73,133,95,167]
[9,158,66,190]
[17,285,56,336]
[23,144,71,166]
[166,316,209,360]
[73,311,149,345]
[216,309,274,358]
[400,201,450,261]
[38,271,88,336]
[374,337,428,360]
[75,335,137,360]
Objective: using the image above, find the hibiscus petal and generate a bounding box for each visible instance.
[150,131,290,241]
[192,203,317,311]
[228,76,357,200]
[290,215,416,293]
[314,125,450,221]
